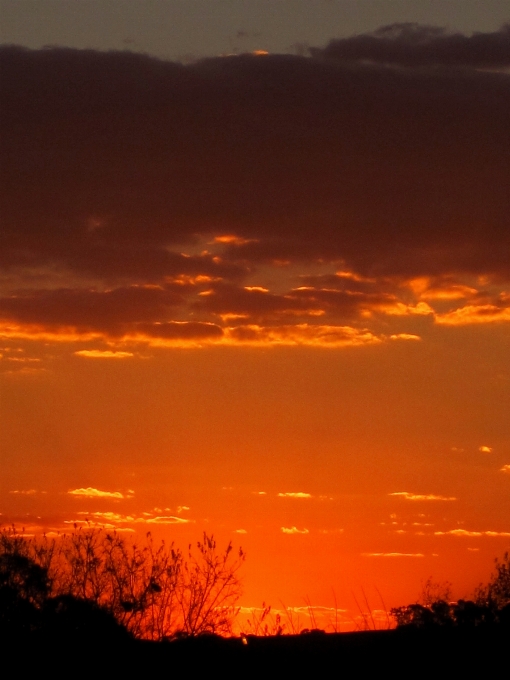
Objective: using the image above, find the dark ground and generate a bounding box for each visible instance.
[5,627,509,676]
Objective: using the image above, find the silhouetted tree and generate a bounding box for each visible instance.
[0,529,50,638]
[0,527,130,642]
[392,553,510,629]
[0,526,245,641]
[475,551,510,624]
[42,594,130,643]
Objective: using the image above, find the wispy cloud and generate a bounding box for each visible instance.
[277,492,312,499]
[62,519,136,532]
[389,492,457,501]
[479,445,493,453]
[68,487,127,499]
[362,552,425,558]
[9,489,38,495]
[390,333,421,341]
[74,350,134,359]
[213,234,258,246]
[281,526,309,535]
[77,511,134,522]
[501,465,510,474]
[71,509,193,527]
[436,303,510,326]
[136,516,193,525]
[435,529,510,537]
[234,529,247,534]
[225,324,383,348]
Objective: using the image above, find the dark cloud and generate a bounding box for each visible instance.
[311,23,510,68]
[0,34,509,336]
[131,321,223,341]
[192,282,315,321]
[0,286,182,333]
[193,279,417,324]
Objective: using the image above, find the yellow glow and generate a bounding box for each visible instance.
[436,304,510,325]
[165,274,218,285]
[336,270,375,283]
[420,285,478,300]
[219,313,249,322]
[390,333,421,341]
[382,301,434,316]
[74,350,134,359]
[0,323,102,343]
[223,324,383,347]
[68,487,127,499]
[407,277,431,295]
[213,234,257,245]
[389,492,457,501]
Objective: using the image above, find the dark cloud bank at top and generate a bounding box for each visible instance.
[313,22,510,68]
[1,24,509,300]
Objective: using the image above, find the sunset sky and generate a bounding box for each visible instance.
[1,1,510,630]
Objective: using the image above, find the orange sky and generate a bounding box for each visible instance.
[1,28,510,630]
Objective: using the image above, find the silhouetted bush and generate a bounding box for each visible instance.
[41,594,130,643]
[0,526,244,641]
[477,551,510,614]
[392,552,510,629]
[0,530,50,638]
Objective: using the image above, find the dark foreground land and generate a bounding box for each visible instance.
[6,627,509,675]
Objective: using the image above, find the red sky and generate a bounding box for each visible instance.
[1,25,510,629]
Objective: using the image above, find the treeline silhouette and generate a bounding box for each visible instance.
[391,555,510,629]
[1,526,509,669]
[0,526,244,644]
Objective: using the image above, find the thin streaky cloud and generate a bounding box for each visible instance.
[362,552,425,558]
[277,492,312,498]
[435,305,510,326]
[281,526,309,535]
[75,510,192,525]
[389,492,457,501]
[74,350,134,359]
[435,529,510,537]
[389,333,421,341]
[77,511,134,522]
[501,465,510,474]
[224,324,383,348]
[63,519,135,532]
[138,516,193,525]
[9,489,37,495]
[68,487,126,499]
